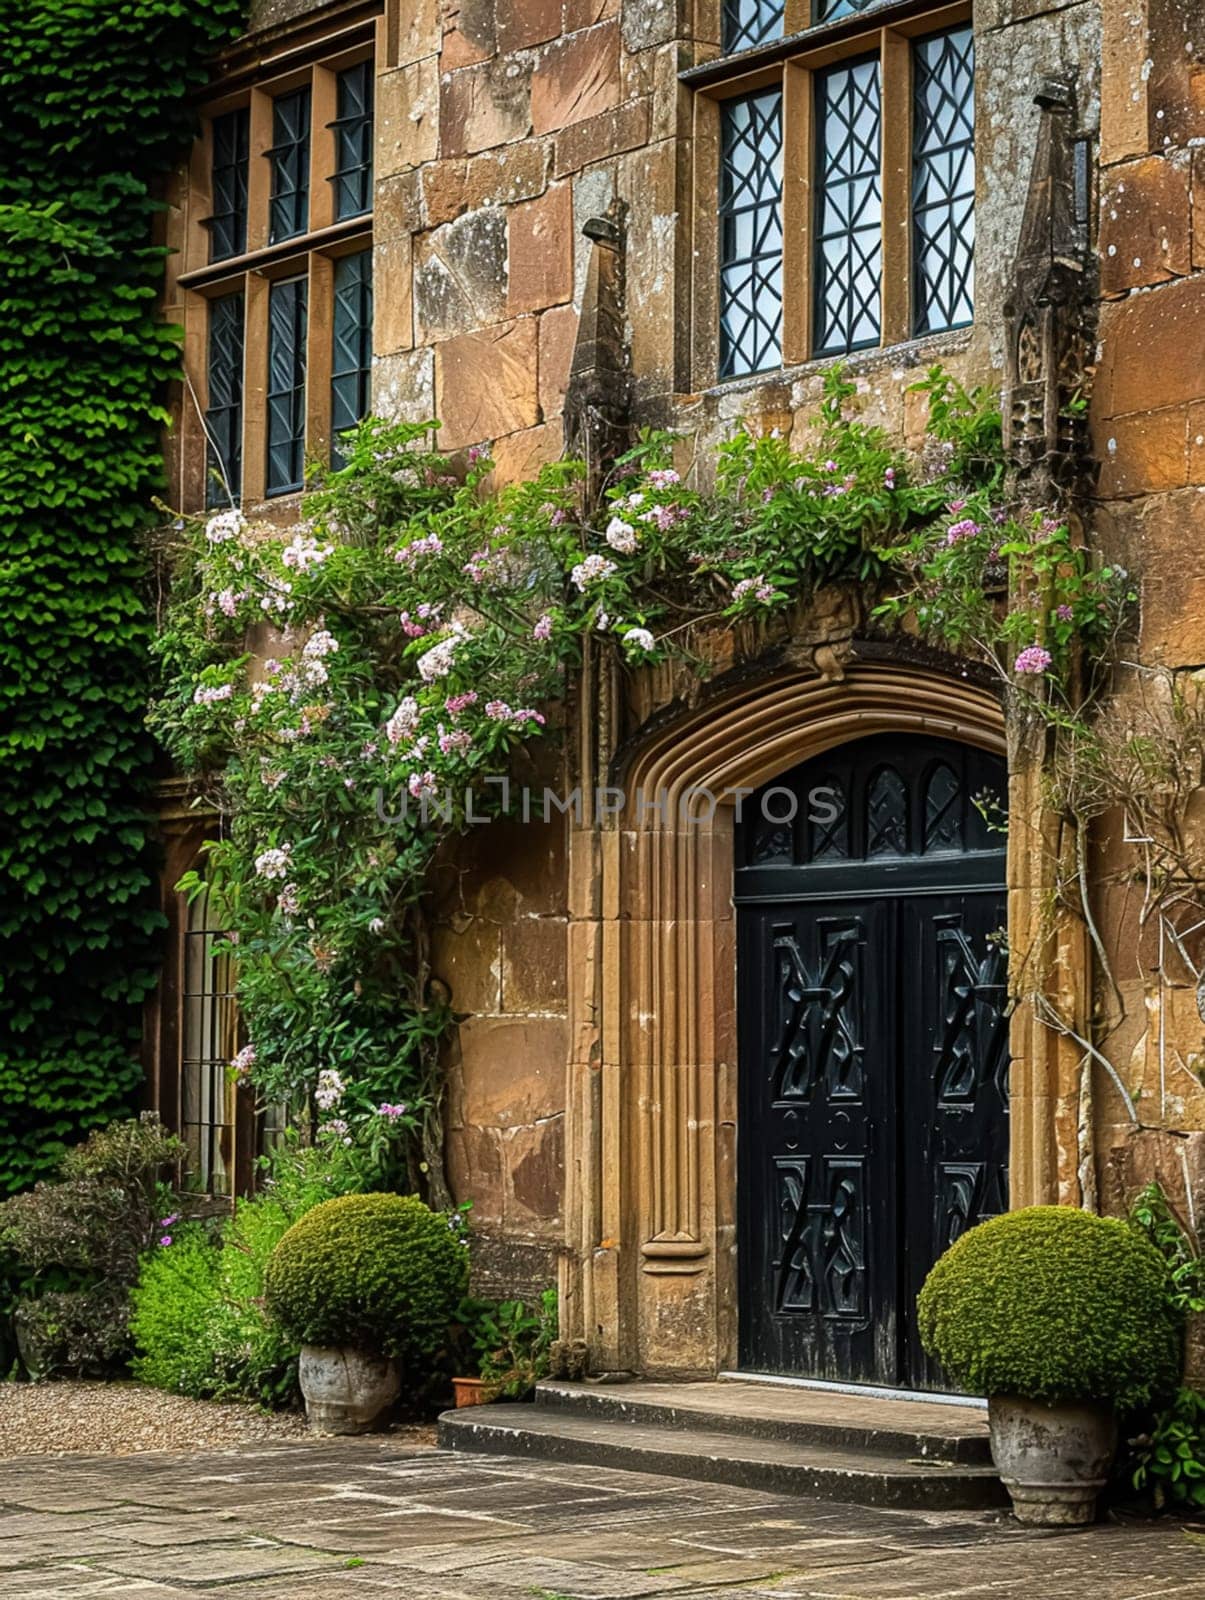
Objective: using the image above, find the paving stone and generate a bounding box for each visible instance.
[265,1509,534,1552]
[441,1552,693,1596]
[0,1441,1201,1600]
[90,1537,345,1586]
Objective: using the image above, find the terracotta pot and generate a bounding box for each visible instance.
[989,1396,1117,1527]
[298,1345,400,1435]
[452,1376,499,1407]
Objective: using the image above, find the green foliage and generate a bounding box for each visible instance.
[148,369,1042,1146]
[470,1289,558,1399]
[130,1134,365,1405]
[918,1206,1183,1410]
[264,1193,469,1367]
[0,0,245,1191]
[0,1114,184,1375]
[1130,1181,1205,1315]
[1128,1386,1205,1513]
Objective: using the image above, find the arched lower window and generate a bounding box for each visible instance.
[182,887,239,1194]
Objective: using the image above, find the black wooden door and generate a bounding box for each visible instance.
[735,733,1009,1390]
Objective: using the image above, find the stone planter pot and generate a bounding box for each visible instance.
[452,1377,500,1408]
[298,1345,400,1435]
[989,1396,1117,1527]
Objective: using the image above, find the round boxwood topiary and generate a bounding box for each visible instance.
[917,1205,1182,1411]
[264,1193,468,1368]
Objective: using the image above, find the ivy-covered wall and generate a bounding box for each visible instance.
[0,0,243,1191]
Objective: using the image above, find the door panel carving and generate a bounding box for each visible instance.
[737,732,1008,1390]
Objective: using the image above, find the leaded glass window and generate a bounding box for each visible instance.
[182,889,238,1196]
[268,88,311,243]
[205,292,244,508]
[814,56,881,356]
[722,0,785,54]
[912,25,975,334]
[332,61,373,220]
[209,109,249,262]
[267,276,308,495]
[814,0,876,19]
[331,250,373,465]
[719,88,784,379]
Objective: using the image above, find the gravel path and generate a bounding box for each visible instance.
[0,1379,435,1457]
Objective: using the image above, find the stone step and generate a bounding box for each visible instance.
[438,1400,1006,1512]
[535,1379,992,1465]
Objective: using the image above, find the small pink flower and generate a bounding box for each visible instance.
[648,468,680,489]
[884,467,896,489]
[533,614,553,641]
[408,770,439,798]
[158,1235,173,1248]
[485,699,512,721]
[945,518,981,545]
[1014,645,1053,675]
[439,727,474,755]
[1055,604,1074,623]
[445,691,478,716]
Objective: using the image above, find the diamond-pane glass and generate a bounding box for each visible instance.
[332,61,373,220]
[205,292,244,508]
[268,88,311,243]
[719,88,783,379]
[912,25,975,334]
[266,276,308,495]
[722,0,784,53]
[209,109,249,262]
[331,250,373,467]
[814,0,875,19]
[814,56,881,356]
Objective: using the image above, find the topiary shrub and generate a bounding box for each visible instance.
[918,1206,1183,1411]
[264,1193,468,1371]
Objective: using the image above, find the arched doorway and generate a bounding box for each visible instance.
[735,732,1009,1390]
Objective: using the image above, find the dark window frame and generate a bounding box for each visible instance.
[718,86,785,380]
[331,60,374,221]
[689,2,976,385]
[208,108,249,262]
[204,289,245,508]
[331,248,373,466]
[266,274,309,496]
[268,86,312,244]
[812,50,883,358]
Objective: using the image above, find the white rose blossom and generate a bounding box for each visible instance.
[254,845,292,880]
[571,554,617,590]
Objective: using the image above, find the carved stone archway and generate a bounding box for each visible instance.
[559,660,1012,1378]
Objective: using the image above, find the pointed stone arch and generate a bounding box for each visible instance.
[560,660,1012,1378]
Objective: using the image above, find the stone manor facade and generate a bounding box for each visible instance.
[149,0,1205,1388]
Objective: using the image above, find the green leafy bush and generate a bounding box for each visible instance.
[1128,1386,1205,1513]
[123,1231,223,1397]
[0,1114,184,1376]
[130,1138,366,1406]
[1130,1182,1205,1315]
[0,0,245,1193]
[472,1289,558,1399]
[264,1193,468,1369]
[918,1206,1182,1410]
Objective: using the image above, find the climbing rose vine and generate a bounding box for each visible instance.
[150,368,1129,1179]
